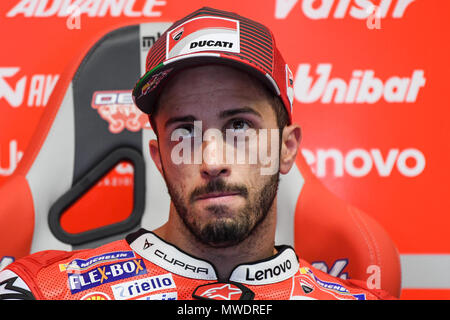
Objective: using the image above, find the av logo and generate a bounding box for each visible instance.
[0,68,25,107]
[0,67,59,107]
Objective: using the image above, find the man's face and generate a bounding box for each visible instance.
[151,65,281,248]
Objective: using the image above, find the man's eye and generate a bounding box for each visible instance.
[228,119,250,132]
[172,125,195,138]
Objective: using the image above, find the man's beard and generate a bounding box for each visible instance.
[164,173,280,248]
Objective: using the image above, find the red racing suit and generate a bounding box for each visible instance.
[0,229,394,300]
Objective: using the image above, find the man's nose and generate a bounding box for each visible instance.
[199,136,230,179]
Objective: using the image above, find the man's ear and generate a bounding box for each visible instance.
[279,124,301,175]
[149,139,163,176]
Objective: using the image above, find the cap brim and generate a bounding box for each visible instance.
[132,53,281,116]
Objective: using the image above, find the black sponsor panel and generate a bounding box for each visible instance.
[71,25,142,182]
[49,25,145,245]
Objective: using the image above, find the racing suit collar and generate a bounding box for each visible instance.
[126,228,299,285]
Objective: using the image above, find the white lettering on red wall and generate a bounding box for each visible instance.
[275,0,416,20]
[6,0,167,18]
[0,140,23,177]
[301,148,425,178]
[294,64,426,104]
[0,67,59,107]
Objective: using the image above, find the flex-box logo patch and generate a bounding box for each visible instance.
[68,259,146,294]
[166,16,240,59]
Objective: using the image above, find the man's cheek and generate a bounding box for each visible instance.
[257,129,280,176]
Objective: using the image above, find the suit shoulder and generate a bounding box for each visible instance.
[295,258,396,300]
[1,238,131,299]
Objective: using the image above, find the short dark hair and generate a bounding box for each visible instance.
[267,93,290,131]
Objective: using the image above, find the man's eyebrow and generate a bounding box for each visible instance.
[163,108,261,129]
[219,107,262,119]
[164,115,197,129]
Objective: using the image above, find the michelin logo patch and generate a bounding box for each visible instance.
[166,16,240,59]
[60,251,135,272]
[68,259,146,294]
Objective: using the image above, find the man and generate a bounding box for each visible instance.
[0,7,393,300]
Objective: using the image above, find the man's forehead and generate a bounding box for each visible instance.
[156,64,273,115]
[173,64,269,91]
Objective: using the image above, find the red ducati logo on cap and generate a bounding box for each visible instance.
[172,27,184,41]
[192,282,254,300]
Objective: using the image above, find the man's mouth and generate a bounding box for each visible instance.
[195,191,242,201]
[189,179,249,204]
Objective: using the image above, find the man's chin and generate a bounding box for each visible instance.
[194,218,252,248]
[199,235,248,249]
[203,240,241,249]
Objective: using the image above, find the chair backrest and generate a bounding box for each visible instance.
[0,23,401,297]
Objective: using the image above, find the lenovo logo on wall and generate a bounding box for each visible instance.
[0,67,59,107]
[6,0,166,18]
[301,147,425,178]
[293,64,426,104]
[275,0,416,19]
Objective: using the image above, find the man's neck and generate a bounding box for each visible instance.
[153,202,278,281]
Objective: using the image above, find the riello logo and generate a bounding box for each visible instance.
[6,0,166,18]
[293,64,426,104]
